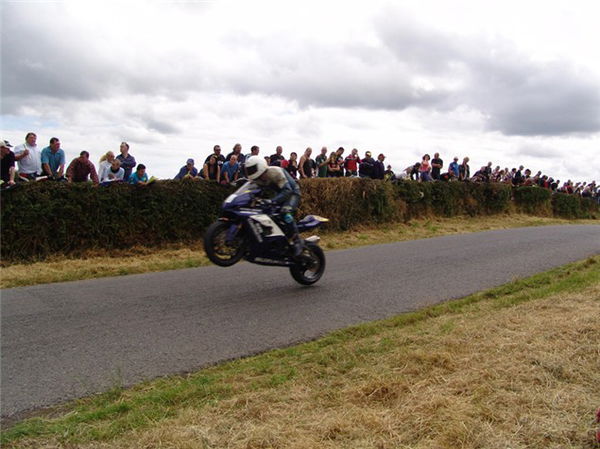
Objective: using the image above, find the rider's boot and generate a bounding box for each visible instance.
[290,235,304,258]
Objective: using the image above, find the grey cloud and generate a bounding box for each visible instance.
[375,11,600,136]
[144,117,180,134]
[516,145,562,159]
[1,4,113,109]
[3,2,600,139]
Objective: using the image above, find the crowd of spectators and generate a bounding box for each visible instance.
[1,133,598,202]
[0,133,155,187]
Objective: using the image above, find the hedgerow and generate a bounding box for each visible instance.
[0,179,596,261]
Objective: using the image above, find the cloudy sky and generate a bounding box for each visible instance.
[2,0,599,181]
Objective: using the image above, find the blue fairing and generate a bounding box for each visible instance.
[297,215,324,232]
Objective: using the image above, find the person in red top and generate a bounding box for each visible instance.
[66,151,99,184]
[344,148,361,177]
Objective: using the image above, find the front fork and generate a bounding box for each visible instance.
[224,221,242,244]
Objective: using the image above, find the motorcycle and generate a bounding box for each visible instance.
[203,180,328,285]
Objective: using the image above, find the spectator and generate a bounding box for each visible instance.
[98,151,115,182]
[384,164,396,181]
[315,147,328,178]
[326,151,342,177]
[298,147,316,178]
[128,163,149,185]
[482,162,493,181]
[0,139,16,186]
[419,154,432,182]
[116,142,136,182]
[203,154,221,181]
[373,153,386,180]
[174,159,198,180]
[470,166,488,183]
[221,154,240,184]
[449,157,459,178]
[512,165,524,185]
[491,166,502,182]
[243,145,260,177]
[458,157,470,181]
[439,169,456,182]
[359,151,375,178]
[269,146,285,166]
[522,169,533,186]
[494,169,506,183]
[286,151,299,179]
[226,143,244,165]
[431,152,443,180]
[344,148,360,177]
[247,145,260,159]
[335,147,345,176]
[66,151,99,184]
[100,158,125,184]
[13,132,42,180]
[400,162,419,180]
[206,144,226,167]
[41,137,66,180]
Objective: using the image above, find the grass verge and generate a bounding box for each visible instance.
[1,214,597,289]
[2,256,599,448]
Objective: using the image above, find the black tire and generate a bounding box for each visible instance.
[290,242,326,285]
[204,221,246,267]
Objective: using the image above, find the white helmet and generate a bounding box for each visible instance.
[245,156,268,180]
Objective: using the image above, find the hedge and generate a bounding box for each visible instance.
[0,180,597,261]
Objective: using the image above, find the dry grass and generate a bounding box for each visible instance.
[2,214,597,289]
[16,277,600,449]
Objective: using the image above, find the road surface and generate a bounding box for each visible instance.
[2,225,599,419]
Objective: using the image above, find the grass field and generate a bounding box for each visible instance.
[1,214,597,289]
[2,256,599,449]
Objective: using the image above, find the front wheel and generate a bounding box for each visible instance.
[204,221,246,267]
[290,242,326,285]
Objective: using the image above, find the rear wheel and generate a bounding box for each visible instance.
[290,242,326,285]
[204,221,246,267]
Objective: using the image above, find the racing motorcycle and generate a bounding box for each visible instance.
[203,180,328,285]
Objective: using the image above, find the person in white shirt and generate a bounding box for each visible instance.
[98,151,115,182]
[13,132,42,179]
[100,159,125,184]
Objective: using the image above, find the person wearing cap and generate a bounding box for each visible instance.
[175,158,198,180]
[66,151,99,184]
[0,139,17,186]
[41,137,66,180]
[359,151,375,178]
[221,154,240,184]
[13,132,42,180]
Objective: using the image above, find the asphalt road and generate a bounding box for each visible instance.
[1,225,599,419]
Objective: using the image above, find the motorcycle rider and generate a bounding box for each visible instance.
[245,156,304,257]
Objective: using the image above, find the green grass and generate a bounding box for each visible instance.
[2,256,599,448]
